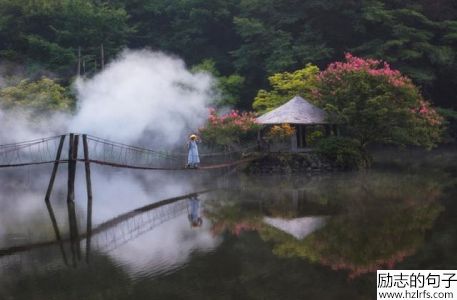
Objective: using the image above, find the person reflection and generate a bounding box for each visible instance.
[188,194,203,228]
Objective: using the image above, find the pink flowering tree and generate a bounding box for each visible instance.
[314,53,443,149]
[199,108,260,149]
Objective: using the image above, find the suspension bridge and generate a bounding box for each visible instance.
[0,133,255,170]
[0,133,251,268]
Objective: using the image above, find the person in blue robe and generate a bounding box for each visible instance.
[187,134,200,168]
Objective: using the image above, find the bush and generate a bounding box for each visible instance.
[305,126,325,146]
[265,123,295,142]
[316,136,368,169]
[0,77,73,115]
[437,108,457,142]
[199,108,260,149]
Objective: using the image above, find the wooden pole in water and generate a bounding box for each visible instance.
[82,134,93,263]
[44,134,68,265]
[45,135,66,204]
[66,133,77,266]
[71,134,81,261]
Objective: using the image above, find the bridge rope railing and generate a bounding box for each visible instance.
[0,133,257,170]
[0,135,67,168]
[0,134,62,148]
[84,135,179,170]
[86,134,257,160]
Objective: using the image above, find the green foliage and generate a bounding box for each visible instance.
[0,77,73,114]
[231,0,333,106]
[125,0,239,71]
[252,64,319,113]
[192,59,245,107]
[0,0,132,74]
[353,1,457,108]
[0,0,456,110]
[305,127,324,146]
[316,136,367,169]
[219,75,245,107]
[437,107,457,141]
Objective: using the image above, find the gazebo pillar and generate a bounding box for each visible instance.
[325,125,332,136]
[295,125,307,149]
[291,125,298,152]
[332,125,339,136]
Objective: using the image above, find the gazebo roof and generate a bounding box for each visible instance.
[257,95,328,125]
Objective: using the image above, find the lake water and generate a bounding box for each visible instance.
[0,147,456,299]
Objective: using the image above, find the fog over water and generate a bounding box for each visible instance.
[0,164,220,277]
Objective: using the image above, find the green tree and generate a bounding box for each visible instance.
[1,0,457,111]
[352,0,457,108]
[192,59,245,107]
[0,0,132,74]
[0,77,73,114]
[252,64,319,113]
[125,0,239,72]
[231,0,333,107]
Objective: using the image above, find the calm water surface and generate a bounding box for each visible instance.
[0,148,456,299]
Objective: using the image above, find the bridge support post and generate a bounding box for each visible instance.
[82,134,93,263]
[44,134,68,265]
[66,133,76,266]
[66,133,81,265]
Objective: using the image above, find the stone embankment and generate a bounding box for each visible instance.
[245,152,336,174]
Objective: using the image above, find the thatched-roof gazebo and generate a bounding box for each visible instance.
[257,95,336,151]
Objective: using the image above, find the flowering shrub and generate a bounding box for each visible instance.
[314,53,443,149]
[317,53,412,89]
[199,108,260,148]
[265,123,295,141]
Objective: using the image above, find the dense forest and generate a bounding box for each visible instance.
[0,0,456,110]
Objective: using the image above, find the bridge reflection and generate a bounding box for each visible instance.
[92,197,190,252]
[0,190,210,269]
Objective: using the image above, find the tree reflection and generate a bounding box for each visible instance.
[205,195,261,236]
[207,174,444,278]
[261,175,443,278]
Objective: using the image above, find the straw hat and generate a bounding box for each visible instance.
[189,134,197,140]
